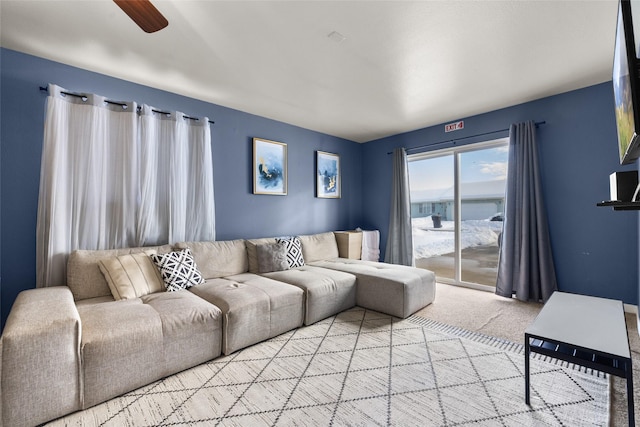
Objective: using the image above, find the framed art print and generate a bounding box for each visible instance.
[316,151,340,198]
[253,138,287,195]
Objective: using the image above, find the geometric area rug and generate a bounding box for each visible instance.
[46,307,610,426]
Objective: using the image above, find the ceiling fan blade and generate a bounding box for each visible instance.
[113,0,168,33]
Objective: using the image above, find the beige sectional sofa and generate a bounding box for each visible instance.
[0,231,435,427]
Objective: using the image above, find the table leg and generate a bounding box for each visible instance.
[525,334,530,405]
[626,359,635,427]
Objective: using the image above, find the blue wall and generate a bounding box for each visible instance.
[1,48,638,330]
[361,82,639,305]
[0,48,363,328]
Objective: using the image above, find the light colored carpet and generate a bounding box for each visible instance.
[413,283,639,427]
[47,305,609,426]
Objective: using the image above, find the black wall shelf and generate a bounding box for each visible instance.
[597,200,640,210]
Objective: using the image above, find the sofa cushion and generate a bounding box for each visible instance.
[256,242,290,273]
[98,251,164,300]
[298,232,339,262]
[141,291,222,375]
[151,248,204,292]
[67,245,173,301]
[190,274,304,355]
[263,265,356,325]
[174,239,248,279]
[275,236,305,268]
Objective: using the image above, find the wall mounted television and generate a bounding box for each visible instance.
[613,0,640,165]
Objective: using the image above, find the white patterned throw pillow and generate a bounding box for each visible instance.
[151,248,204,291]
[275,236,305,268]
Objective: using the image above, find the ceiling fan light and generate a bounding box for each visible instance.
[113,0,168,33]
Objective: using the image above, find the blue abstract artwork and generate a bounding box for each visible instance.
[317,151,340,198]
[254,138,287,195]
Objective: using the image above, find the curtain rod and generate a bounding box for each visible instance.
[39,86,215,125]
[387,121,546,155]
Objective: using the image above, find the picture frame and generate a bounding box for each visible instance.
[316,151,341,198]
[253,138,287,195]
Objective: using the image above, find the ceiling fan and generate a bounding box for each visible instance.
[113,0,168,33]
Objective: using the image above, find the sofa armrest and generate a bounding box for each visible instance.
[1,286,82,427]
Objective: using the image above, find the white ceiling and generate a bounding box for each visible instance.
[0,0,619,143]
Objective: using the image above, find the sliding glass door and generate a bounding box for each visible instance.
[408,139,508,289]
[409,153,456,280]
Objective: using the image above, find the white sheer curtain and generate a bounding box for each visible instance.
[137,105,215,246]
[37,85,216,287]
[182,114,215,242]
[36,84,138,287]
[137,105,172,246]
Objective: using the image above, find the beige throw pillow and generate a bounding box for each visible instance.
[98,251,164,300]
[298,232,339,262]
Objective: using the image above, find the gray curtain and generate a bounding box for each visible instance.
[385,148,414,266]
[496,121,557,302]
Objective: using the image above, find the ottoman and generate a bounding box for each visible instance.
[310,258,436,318]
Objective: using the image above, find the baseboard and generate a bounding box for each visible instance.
[624,303,638,314]
[626,304,640,339]
[436,279,496,293]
